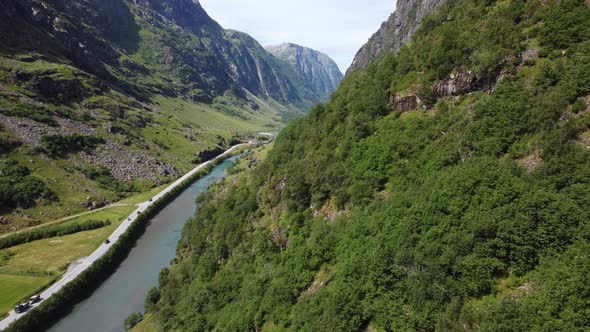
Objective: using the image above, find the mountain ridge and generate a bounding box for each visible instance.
[0,0,341,109]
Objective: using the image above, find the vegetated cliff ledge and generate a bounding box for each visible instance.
[347,0,447,74]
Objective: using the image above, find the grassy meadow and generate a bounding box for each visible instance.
[0,204,138,315]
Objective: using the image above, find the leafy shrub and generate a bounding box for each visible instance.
[562,41,590,100]
[523,58,536,67]
[144,287,160,312]
[0,127,20,154]
[417,79,437,108]
[571,99,586,114]
[536,63,562,89]
[0,137,20,154]
[82,166,134,193]
[40,134,105,158]
[158,268,170,288]
[0,161,55,210]
[124,313,143,330]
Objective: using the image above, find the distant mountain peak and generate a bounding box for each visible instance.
[266,43,343,101]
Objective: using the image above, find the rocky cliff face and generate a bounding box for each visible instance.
[223,31,316,107]
[133,0,221,36]
[267,43,344,101]
[134,0,319,108]
[347,0,447,74]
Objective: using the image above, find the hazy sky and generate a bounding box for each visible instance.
[199,0,395,73]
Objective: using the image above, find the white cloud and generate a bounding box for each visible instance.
[198,0,395,72]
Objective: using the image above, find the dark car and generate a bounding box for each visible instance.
[29,295,41,304]
[105,239,111,244]
[14,303,30,314]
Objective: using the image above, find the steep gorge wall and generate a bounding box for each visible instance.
[347,0,447,74]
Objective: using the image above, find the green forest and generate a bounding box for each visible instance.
[143,0,590,331]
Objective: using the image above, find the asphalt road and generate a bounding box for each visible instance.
[0,143,250,331]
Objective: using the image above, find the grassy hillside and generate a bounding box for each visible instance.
[141,0,590,331]
[0,52,280,231]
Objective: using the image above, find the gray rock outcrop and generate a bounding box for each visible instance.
[432,69,493,97]
[390,93,421,113]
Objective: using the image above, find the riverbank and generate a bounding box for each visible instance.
[0,143,251,332]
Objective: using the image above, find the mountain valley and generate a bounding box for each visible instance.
[2,0,590,331]
[0,0,342,231]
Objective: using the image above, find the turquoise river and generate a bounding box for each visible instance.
[46,155,240,332]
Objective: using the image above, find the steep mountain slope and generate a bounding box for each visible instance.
[347,0,447,74]
[0,0,341,231]
[142,0,590,331]
[0,0,321,107]
[267,43,344,101]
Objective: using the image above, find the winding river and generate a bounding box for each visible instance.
[46,155,240,332]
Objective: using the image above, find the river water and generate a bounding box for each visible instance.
[46,155,240,332]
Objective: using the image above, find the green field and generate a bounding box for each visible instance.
[1,184,162,239]
[225,143,274,181]
[0,204,136,315]
[118,184,168,205]
[0,206,133,275]
[49,204,136,232]
[0,274,54,315]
